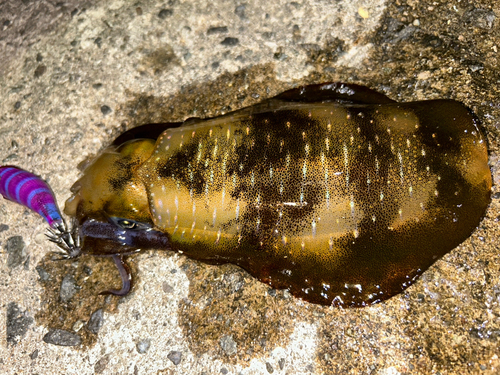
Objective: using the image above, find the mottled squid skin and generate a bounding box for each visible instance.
[63,83,492,307]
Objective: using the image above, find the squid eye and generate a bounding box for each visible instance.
[117,219,137,229]
[109,216,152,231]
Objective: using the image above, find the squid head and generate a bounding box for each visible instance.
[63,138,171,257]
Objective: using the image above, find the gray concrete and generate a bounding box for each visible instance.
[0,0,499,374]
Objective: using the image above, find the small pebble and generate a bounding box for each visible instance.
[72,320,85,332]
[2,154,18,162]
[158,9,173,19]
[162,281,174,293]
[221,37,239,46]
[6,236,27,269]
[69,132,83,145]
[136,339,151,354]
[278,358,285,370]
[43,329,82,346]
[235,5,246,18]
[35,265,50,281]
[6,302,34,345]
[29,349,38,360]
[167,350,182,365]
[34,65,47,78]
[60,274,78,302]
[207,26,228,35]
[463,8,496,30]
[87,309,104,334]
[101,105,112,115]
[220,334,237,355]
[266,362,274,373]
[94,355,110,374]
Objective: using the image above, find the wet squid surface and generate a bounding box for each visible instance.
[4,83,493,307]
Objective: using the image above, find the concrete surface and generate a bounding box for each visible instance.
[0,0,499,374]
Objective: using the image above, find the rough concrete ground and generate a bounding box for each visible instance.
[0,0,499,374]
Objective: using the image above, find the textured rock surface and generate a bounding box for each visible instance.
[0,0,499,374]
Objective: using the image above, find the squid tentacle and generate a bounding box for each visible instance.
[100,255,132,296]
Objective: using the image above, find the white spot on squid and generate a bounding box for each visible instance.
[311,220,316,237]
[398,151,404,184]
[215,229,221,244]
[343,143,349,186]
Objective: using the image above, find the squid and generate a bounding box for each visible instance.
[0,83,492,307]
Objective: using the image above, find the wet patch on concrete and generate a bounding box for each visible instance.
[34,252,139,348]
[177,261,310,365]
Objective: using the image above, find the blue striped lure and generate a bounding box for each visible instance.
[0,166,79,258]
